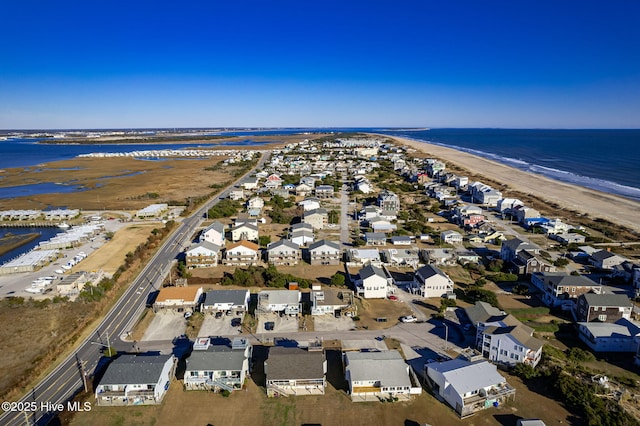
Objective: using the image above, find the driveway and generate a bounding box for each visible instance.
[141,311,186,341]
[199,314,243,337]
[313,314,355,331]
[257,312,300,334]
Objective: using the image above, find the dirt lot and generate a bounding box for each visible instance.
[78,223,159,275]
[313,314,355,331]
[354,297,414,331]
[141,311,186,341]
[68,360,574,426]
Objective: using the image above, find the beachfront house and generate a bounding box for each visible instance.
[575,293,632,323]
[531,272,602,308]
[344,350,420,402]
[95,354,176,406]
[589,250,627,270]
[577,319,640,352]
[425,353,515,418]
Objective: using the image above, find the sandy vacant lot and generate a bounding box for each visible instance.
[141,311,186,341]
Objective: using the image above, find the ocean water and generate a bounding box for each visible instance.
[376,129,640,201]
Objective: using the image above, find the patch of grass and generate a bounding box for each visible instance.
[506,307,550,319]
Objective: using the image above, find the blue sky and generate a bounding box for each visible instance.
[1,1,639,129]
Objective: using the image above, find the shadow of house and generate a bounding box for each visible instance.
[325,349,349,392]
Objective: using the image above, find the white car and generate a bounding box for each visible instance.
[400,315,418,323]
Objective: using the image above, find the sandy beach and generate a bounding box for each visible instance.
[386,135,640,233]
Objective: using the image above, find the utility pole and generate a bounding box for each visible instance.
[443,322,449,352]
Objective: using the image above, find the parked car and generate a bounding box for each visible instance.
[215,311,223,319]
[400,315,418,323]
[264,321,275,331]
[184,311,192,319]
[388,295,398,301]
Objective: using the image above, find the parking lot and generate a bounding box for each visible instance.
[141,311,186,341]
[198,313,243,337]
[313,314,355,331]
[257,312,300,334]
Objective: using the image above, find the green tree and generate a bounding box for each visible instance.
[258,235,271,246]
[330,272,346,287]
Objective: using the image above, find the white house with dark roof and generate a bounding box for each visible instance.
[200,221,226,246]
[201,289,250,314]
[357,264,389,299]
[231,222,259,242]
[185,241,221,268]
[307,239,341,265]
[426,355,515,418]
[589,250,627,270]
[344,350,421,402]
[465,302,544,368]
[267,239,301,265]
[365,232,387,246]
[185,337,251,392]
[414,264,454,298]
[500,238,540,263]
[440,230,463,244]
[95,354,176,406]
[265,346,327,397]
[290,228,315,246]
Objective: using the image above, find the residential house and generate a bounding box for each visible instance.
[426,353,515,418]
[230,222,259,242]
[265,346,327,397]
[295,183,314,197]
[368,217,397,233]
[315,184,334,199]
[365,232,387,246]
[347,248,381,266]
[303,208,328,230]
[510,250,555,276]
[307,239,341,265]
[310,287,354,316]
[500,238,540,263]
[496,198,523,214]
[552,232,586,245]
[224,240,260,266]
[414,264,454,298]
[391,236,412,246]
[257,290,301,315]
[355,179,373,194]
[264,174,283,189]
[153,286,203,313]
[575,293,632,323]
[200,221,226,246]
[246,196,265,210]
[513,206,541,224]
[229,189,245,201]
[298,198,321,211]
[441,230,463,244]
[345,350,420,402]
[422,248,457,266]
[455,250,481,265]
[469,182,502,207]
[95,354,176,406]
[184,337,252,392]
[201,289,250,314]
[267,239,301,265]
[465,302,544,368]
[241,176,260,190]
[378,190,400,212]
[357,264,389,299]
[382,248,420,268]
[290,228,315,246]
[56,272,88,297]
[531,272,602,308]
[590,250,627,270]
[299,176,317,187]
[185,241,221,268]
[577,319,640,352]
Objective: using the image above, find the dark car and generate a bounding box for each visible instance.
[264,321,275,331]
[215,311,223,319]
[231,318,241,327]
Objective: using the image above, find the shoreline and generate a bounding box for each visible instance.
[383,134,640,233]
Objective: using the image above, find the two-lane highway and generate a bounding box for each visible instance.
[0,151,270,425]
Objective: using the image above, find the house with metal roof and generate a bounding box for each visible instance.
[589,249,627,270]
[201,289,250,314]
[577,318,640,352]
[364,232,387,246]
[500,238,540,263]
[344,350,421,402]
[95,354,176,406]
[381,248,420,268]
[257,290,302,315]
[265,346,326,397]
[347,248,381,266]
[426,357,515,418]
[184,337,252,392]
[267,239,301,265]
[413,264,454,298]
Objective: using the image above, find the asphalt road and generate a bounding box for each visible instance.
[0,152,271,426]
